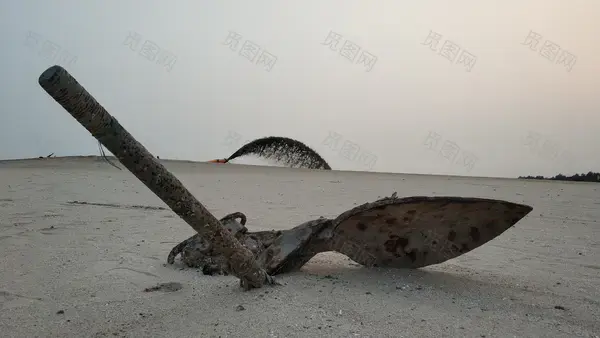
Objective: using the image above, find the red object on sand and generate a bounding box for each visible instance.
[208,159,228,164]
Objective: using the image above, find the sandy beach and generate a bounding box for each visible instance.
[0,156,598,338]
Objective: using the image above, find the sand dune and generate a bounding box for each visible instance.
[0,157,598,337]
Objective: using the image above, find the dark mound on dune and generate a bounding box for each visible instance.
[227,136,331,170]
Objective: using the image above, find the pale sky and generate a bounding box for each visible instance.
[1,0,598,178]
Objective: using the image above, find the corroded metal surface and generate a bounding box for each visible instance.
[168,212,286,275]
[37,66,533,284]
[169,193,533,275]
[328,193,533,269]
[38,65,274,289]
[257,218,332,275]
[167,216,328,275]
[167,212,248,274]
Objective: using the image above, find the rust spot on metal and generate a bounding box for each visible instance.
[403,209,418,223]
[167,194,533,276]
[384,235,409,256]
[447,230,456,241]
[355,215,382,225]
[469,227,480,242]
[407,250,417,262]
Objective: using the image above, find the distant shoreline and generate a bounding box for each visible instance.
[518,173,600,183]
[1,155,597,185]
[0,155,211,165]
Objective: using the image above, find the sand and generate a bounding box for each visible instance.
[0,156,598,338]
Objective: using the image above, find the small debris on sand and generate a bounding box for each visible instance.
[143,282,183,293]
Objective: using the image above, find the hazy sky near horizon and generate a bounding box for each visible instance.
[0,0,598,178]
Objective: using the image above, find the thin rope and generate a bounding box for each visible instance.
[98,141,122,170]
